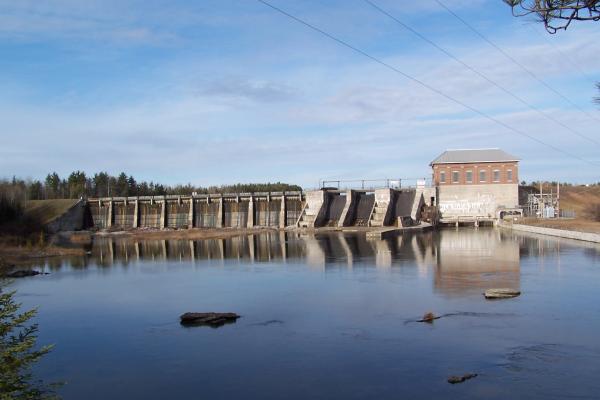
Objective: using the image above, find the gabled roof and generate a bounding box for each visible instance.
[430,148,519,165]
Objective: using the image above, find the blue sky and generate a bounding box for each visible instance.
[1,0,599,187]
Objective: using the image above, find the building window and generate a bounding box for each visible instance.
[452,171,459,183]
[507,169,513,182]
[479,170,486,183]
[440,171,446,184]
[466,171,473,183]
[493,170,500,182]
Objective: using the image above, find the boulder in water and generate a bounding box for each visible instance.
[4,270,43,278]
[448,373,478,384]
[418,312,440,323]
[484,288,520,299]
[180,312,240,327]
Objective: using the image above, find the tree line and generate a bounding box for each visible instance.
[1,172,302,202]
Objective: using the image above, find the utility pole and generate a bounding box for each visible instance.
[557,181,560,218]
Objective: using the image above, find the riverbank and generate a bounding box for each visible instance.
[0,243,87,269]
[517,218,600,234]
[499,220,600,244]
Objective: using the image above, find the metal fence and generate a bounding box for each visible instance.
[319,178,431,190]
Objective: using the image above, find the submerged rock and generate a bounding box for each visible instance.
[447,373,478,384]
[484,288,521,299]
[180,312,240,327]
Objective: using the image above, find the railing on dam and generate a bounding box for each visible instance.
[319,178,432,190]
[87,191,305,230]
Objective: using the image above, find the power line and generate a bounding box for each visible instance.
[363,0,600,148]
[434,0,600,125]
[256,0,600,168]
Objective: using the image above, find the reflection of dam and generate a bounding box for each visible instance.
[433,229,520,296]
[89,229,521,296]
[90,231,437,270]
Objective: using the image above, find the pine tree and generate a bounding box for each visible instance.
[0,285,59,399]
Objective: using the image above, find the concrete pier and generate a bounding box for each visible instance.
[295,188,427,229]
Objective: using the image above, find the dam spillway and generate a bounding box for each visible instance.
[89,192,304,230]
[85,187,434,231]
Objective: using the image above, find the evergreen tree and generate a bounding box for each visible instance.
[127,176,137,196]
[44,173,60,200]
[116,173,128,197]
[67,171,86,199]
[0,285,59,399]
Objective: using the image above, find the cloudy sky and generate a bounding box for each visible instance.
[1,0,599,187]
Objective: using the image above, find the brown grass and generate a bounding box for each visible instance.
[24,199,79,225]
[558,185,600,217]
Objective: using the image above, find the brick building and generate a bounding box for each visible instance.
[430,149,521,223]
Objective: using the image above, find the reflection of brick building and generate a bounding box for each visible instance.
[430,149,521,223]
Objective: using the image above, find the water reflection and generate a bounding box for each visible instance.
[43,229,600,298]
[16,228,600,400]
[49,229,528,296]
[88,231,440,269]
[433,229,520,297]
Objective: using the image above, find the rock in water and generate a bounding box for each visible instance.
[418,312,439,323]
[180,312,240,327]
[5,270,42,278]
[484,288,521,299]
[447,373,478,384]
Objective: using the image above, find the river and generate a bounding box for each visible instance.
[10,228,600,399]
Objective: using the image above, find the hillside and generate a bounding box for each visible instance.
[559,185,600,217]
[25,199,79,225]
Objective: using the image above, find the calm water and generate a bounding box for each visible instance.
[10,228,600,399]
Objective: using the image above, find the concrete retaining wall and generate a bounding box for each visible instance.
[499,222,600,244]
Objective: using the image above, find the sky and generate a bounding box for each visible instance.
[1,0,599,188]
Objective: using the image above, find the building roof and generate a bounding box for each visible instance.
[430,148,519,165]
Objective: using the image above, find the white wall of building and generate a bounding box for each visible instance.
[437,183,518,219]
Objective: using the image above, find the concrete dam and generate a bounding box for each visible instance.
[82,187,432,231]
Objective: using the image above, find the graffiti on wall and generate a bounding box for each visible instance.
[439,193,495,217]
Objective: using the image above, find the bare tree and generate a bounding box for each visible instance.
[504,1,600,33]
